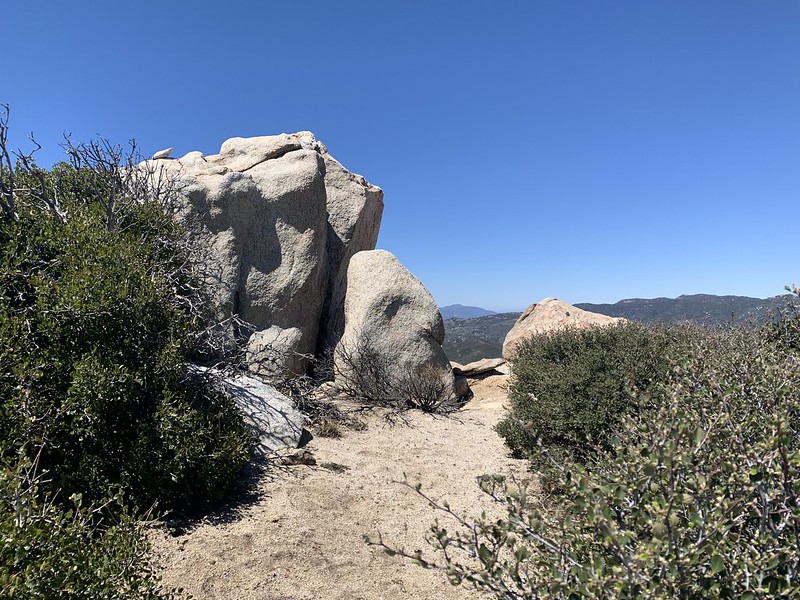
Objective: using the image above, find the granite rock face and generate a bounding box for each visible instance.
[191,366,305,457]
[222,372,306,457]
[317,153,384,353]
[147,133,383,376]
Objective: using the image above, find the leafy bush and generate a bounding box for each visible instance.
[379,322,800,598]
[0,120,252,510]
[761,285,800,352]
[497,322,687,466]
[0,457,180,599]
[0,108,254,597]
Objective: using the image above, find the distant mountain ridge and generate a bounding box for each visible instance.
[443,293,798,364]
[443,312,520,364]
[575,293,796,325]
[439,304,497,319]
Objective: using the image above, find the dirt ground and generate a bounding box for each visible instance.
[151,373,531,600]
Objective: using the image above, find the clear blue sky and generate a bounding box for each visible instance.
[5,2,799,311]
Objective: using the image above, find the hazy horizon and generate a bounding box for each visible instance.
[440,290,797,315]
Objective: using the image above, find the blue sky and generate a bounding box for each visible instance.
[5,2,799,311]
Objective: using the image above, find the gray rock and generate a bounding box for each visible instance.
[151,147,173,160]
[146,132,382,377]
[502,297,624,360]
[495,362,511,375]
[245,325,309,377]
[223,372,305,457]
[334,250,456,404]
[317,152,384,353]
[453,357,507,377]
[207,132,317,172]
[154,142,329,376]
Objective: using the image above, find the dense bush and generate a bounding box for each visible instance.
[497,322,689,466]
[761,286,800,352]
[0,458,179,599]
[381,316,800,598]
[0,121,252,510]
[0,109,256,596]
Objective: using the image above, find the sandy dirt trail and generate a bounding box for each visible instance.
[152,374,529,600]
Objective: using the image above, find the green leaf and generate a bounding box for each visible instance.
[478,544,494,564]
[711,555,724,574]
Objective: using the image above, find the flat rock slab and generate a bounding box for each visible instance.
[223,373,305,457]
[452,357,507,377]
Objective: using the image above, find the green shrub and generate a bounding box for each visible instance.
[497,322,688,466]
[0,457,181,599]
[0,110,252,596]
[380,324,800,598]
[761,286,800,352]
[0,136,252,510]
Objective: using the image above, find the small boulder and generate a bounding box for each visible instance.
[502,297,624,360]
[453,374,472,400]
[276,448,317,466]
[151,147,173,160]
[454,357,507,377]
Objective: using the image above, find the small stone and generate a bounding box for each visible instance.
[151,147,173,160]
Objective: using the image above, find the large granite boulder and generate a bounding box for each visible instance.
[146,132,382,377]
[317,152,383,353]
[334,250,457,405]
[502,297,625,360]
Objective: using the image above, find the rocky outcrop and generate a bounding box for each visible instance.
[223,373,306,457]
[502,297,625,360]
[146,132,383,376]
[334,250,457,404]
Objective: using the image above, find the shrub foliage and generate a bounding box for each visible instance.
[0,457,179,599]
[1,108,252,595]
[0,141,252,509]
[379,307,800,598]
[497,322,684,466]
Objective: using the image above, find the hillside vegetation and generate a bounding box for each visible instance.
[443,294,798,363]
[443,313,520,363]
[576,293,796,325]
